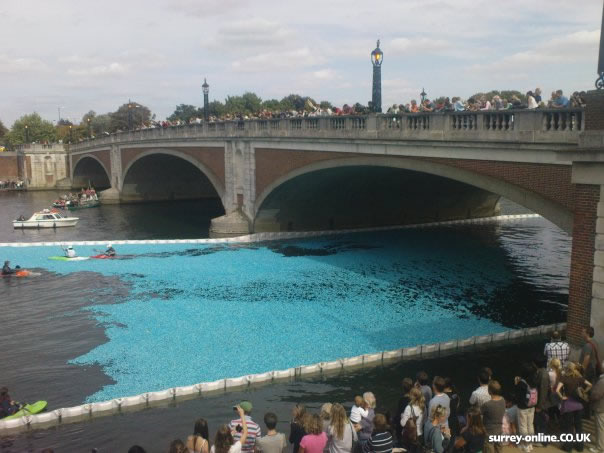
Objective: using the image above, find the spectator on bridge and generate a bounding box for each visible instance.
[544,331,569,365]
[552,90,569,108]
[571,91,587,108]
[493,96,504,110]
[480,96,492,110]
[327,403,357,453]
[410,100,419,113]
[534,88,542,103]
[420,99,434,112]
[452,97,465,112]
[526,91,538,109]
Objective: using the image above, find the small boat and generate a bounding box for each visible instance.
[2,401,47,420]
[13,209,79,229]
[48,256,90,261]
[68,199,100,211]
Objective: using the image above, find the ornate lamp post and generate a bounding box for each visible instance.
[24,124,29,144]
[420,88,427,103]
[69,124,73,144]
[127,99,133,130]
[87,117,92,138]
[371,40,383,113]
[202,78,210,121]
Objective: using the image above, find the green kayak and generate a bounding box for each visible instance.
[3,401,47,420]
[48,256,89,261]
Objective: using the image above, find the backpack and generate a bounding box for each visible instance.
[521,379,538,407]
[402,405,419,446]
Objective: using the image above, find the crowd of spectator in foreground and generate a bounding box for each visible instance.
[32,326,604,453]
[104,88,587,133]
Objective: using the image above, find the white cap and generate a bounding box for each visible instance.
[68,245,73,249]
[106,244,112,248]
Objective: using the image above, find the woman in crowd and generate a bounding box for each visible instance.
[514,363,538,452]
[320,403,333,453]
[423,405,450,453]
[186,418,210,453]
[290,404,307,453]
[358,392,376,449]
[400,387,425,453]
[444,378,460,437]
[212,406,248,453]
[299,414,328,453]
[364,413,393,453]
[327,403,358,453]
[169,439,187,453]
[453,406,485,453]
[527,91,538,109]
[394,378,414,446]
[556,362,592,453]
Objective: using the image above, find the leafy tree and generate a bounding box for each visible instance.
[201,100,226,118]
[224,92,262,115]
[91,114,112,135]
[319,101,334,110]
[56,124,86,143]
[0,120,7,137]
[109,101,153,132]
[7,113,56,145]
[168,104,202,123]
[469,90,526,102]
[261,99,281,111]
[57,118,73,126]
[280,94,305,111]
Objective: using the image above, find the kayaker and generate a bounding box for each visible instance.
[104,244,116,257]
[2,261,14,275]
[62,245,77,258]
[0,387,21,418]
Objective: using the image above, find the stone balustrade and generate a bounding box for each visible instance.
[69,109,584,153]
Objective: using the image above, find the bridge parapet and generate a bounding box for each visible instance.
[70,109,584,153]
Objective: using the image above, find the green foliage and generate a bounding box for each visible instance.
[319,101,334,110]
[91,114,112,135]
[261,99,281,111]
[0,120,7,138]
[168,104,202,123]
[469,90,526,102]
[109,102,153,131]
[7,113,56,145]
[224,92,263,115]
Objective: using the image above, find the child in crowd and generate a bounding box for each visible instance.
[501,395,518,445]
[350,395,368,426]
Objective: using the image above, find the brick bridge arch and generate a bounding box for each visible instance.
[254,153,574,233]
[121,148,226,202]
[71,153,111,188]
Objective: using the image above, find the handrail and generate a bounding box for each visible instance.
[68,109,585,152]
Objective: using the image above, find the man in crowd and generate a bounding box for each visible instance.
[469,369,491,408]
[256,412,287,453]
[544,331,570,365]
[416,371,432,412]
[229,400,261,453]
[581,327,601,384]
[428,376,450,427]
[552,90,569,108]
[482,380,505,453]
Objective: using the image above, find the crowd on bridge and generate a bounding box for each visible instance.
[28,327,604,453]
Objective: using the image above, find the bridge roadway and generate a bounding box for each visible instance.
[69,108,604,347]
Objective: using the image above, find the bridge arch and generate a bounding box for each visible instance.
[254,156,573,233]
[71,154,111,189]
[121,149,226,206]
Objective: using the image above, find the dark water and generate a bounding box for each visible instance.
[0,190,224,242]
[0,192,571,451]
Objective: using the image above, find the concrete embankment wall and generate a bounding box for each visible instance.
[0,322,565,433]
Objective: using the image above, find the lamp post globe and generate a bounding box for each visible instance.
[202,78,210,122]
[371,40,383,113]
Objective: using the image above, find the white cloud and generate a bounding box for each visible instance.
[389,37,452,55]
[311,69,338,80]
[232,48,326,72]
[207,18,294,50]
[0,55,48,74]
[67,62,129,77]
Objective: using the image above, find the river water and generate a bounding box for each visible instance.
[0,190,570,451]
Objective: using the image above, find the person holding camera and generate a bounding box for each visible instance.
[228,401,261,453]
[213,405,249,453]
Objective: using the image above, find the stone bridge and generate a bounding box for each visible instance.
[69,106,604,345]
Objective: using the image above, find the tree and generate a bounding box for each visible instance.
[7,113,56,146]
[319,101,334,110]
[469,90,526,102]
[261,99,281,111]
[224,92,262,115]
[168,104,201,123]
[0,120,7,137]
[91,114,112,135]
[109,101,153,132]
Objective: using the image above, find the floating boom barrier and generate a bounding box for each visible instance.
[0,214,541,248]
[0,321,563,433]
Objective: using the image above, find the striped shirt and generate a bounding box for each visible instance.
[229,416,261,453]
[365,432,393,453]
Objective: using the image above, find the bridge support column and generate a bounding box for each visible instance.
[210,140,254,237]
[99,144,122,204]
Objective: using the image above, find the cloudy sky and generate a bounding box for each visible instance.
[1,0,601,125]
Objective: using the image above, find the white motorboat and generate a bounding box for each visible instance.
[13,209,79,229]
